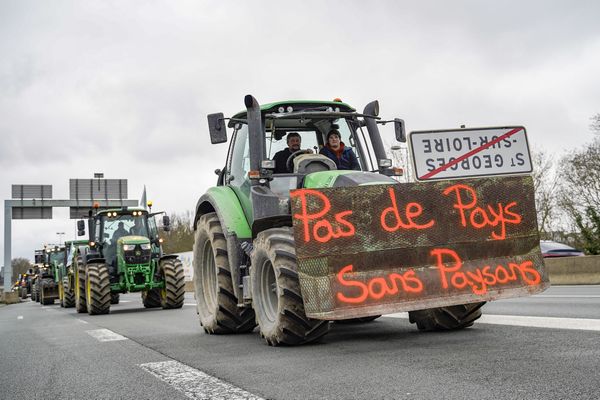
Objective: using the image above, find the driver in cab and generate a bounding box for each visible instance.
[272,132,312,173]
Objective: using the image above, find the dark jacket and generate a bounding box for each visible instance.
[319,143,360,170]
[273,148,294,173]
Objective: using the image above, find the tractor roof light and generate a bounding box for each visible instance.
[93,202,100,209]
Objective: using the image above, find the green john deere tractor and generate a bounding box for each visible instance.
[75,207,185,315]
[30,246,61,305]
[55,240,89,308]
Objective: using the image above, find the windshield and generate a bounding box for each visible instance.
[265,117,373,171]
[49,251,66,265]
[101,214,149,244]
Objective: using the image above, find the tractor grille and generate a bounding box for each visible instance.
[124,245,151,264]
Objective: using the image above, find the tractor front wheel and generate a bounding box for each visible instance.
[193,212,255,334]
[142,289,161,308]
[250,227,330,346]
[75,259,87,313]
[85,264,111,315]
[160,259,185,309]
[408,302,485,331]
[62,277,75,308]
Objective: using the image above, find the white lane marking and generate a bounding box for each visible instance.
[119,300,131,303]
[385,313,600,331]
[17,315,23,320]
[77,319,89,324]
[86,329,128,342]
[532,295,600,298]
[183,303,197,306]
[140,360,263,400]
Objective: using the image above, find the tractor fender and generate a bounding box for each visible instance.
[193,187,251,239]
[193,187,251,302]
[159,254,179,262]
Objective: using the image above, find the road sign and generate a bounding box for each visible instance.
[12,207,52,219]
[409,126,532,181]
[11,185,52,199]
[69,179,127,200]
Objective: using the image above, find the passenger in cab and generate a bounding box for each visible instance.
[319,130,360,170]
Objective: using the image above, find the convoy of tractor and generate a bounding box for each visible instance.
[11,95,547,348]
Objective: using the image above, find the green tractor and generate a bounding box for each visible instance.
[193,95,547,346]
[31,246,61,305]
[55,240,89,308]
[75,206,185,315]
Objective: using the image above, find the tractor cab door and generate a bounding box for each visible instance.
[225,124,254,223]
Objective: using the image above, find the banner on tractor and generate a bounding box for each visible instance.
[290,175,549,320]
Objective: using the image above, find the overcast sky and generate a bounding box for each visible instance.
[1,0,599,263]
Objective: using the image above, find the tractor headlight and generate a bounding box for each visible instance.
[123,244,136,251]
[140,243,151,250]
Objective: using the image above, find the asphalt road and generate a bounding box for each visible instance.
[1,285,599,400]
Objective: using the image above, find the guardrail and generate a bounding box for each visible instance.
[544,255,600,285]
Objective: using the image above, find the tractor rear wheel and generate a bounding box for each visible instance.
[110,293,120,304]
[32,281,39,302]
[409,302,485,331]
[250,227,330,346]
[193,212,256,334]
[62,277,75,308]
[85,264,111,315]
[160,259,185,309]
[142,289,161,308]
[75,259,87,313]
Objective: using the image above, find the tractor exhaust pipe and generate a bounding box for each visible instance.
[245,94,265,181]
[363,101,388,169]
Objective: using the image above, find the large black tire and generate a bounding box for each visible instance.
[32,281,39,302]
[192,212,256,334]
[85,264,111,315]
[110,293,120,304]
[251,227,330,346]
[160,259,185,309]
[409,302,485,331]
[62,277,75,308]
[75,259,87,313]
[142,289,161,308]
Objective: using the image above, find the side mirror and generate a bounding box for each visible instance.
[208,113,228,144]
[162,215,171,232]
[394,118,406,143]
[77,220,85,236]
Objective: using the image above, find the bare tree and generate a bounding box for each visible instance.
[11,258,32,282]
[590,113,600,134]
[161,211,195,254]
[531,149,558,238]
[557,137,600,253]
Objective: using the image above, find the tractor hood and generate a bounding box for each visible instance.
[302,170,397,189]
[117,236,150,246]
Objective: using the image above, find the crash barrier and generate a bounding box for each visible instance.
[545,255,600,285]
[1,291,20,304]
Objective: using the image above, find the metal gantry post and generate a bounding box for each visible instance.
[3,200,12,292]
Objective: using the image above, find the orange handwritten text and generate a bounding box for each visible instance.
[442,184,522,240]
[336,264,424,304]
[291,189,355,243]
[380,187,435,232]
[431,248,541,295]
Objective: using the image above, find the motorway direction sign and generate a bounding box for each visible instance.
[409,126,532,181]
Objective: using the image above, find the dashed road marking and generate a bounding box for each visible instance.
[385,313,600,331]
[86,328,128,342]
[140,360,263,400]
[17,315,23,320]
[183,303,197,307]
[77,319,89,324]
